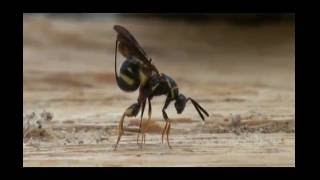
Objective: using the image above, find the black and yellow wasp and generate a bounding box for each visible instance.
[113,25,209,150]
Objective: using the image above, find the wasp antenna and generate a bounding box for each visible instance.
[187,98,205,121]
[195,104,205,121]
[189,98,209,117]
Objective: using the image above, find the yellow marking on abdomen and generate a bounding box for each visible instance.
[120,73,135,85]
[139,70,149,85]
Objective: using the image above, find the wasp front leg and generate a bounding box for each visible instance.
[161,95,173,149]
[142,98,152,144]
[137,99,146,148]
[114,103,140,151]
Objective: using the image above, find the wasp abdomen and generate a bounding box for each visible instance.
[116,58,141,92]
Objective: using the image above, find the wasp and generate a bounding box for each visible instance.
[113,25,209,150]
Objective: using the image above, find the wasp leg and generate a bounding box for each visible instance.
[142,98,152,144]
[114,114,125,151]
[161,122,168,144]
[166,121,172,149]
[114,103,140,151]
[137,99,146,148]
[161,95,172,148]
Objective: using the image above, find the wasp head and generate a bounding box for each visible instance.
[174,93,187,114]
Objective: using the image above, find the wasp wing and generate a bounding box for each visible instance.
[114,25,151,64]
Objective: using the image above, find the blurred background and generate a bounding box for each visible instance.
[23,13,294,120]
[24,13,293,23]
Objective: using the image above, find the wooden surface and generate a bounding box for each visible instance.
[23,15,295,167]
